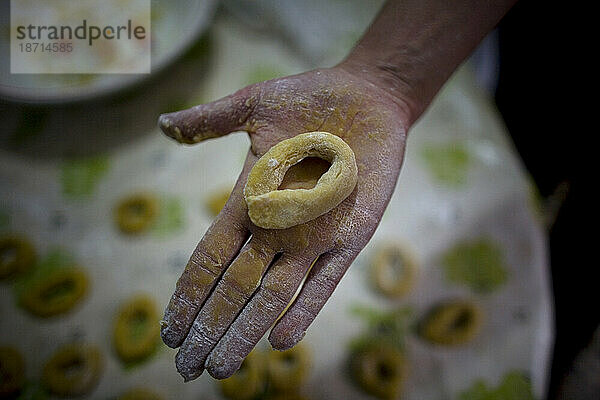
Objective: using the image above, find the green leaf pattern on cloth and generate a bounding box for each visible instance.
[13,248,75,297]
[60,156,109,198]
[442,239,508,293]
[150,196,185,237]
[245,65,285,85]
[348,304,413,351]
[421,142,471,186]
[458,371,535,400]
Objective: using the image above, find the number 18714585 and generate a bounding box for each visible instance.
[18,42,73,52]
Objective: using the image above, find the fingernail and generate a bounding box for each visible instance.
[158,114,184,142]
[176,349,204,382]
[158,114,172,129]
[205,352,240,380]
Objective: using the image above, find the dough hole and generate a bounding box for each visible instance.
[278,157,331,190]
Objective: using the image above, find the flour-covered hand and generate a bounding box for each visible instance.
[158,66,411,381]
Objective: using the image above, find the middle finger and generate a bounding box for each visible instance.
[205,251,318,379]
[175,238,276,381]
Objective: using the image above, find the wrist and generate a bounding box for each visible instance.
[337,54,425,127]
[338,0,516,124]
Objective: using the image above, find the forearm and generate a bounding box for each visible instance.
[339,0,517,124]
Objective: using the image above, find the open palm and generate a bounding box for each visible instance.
[158,66,411,381]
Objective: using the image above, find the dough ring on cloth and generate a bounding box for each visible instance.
[42,343,103,397]
[418,299,482,346]
[113,294,160,363]
[114,193,158,234]
[244,132,358,229]
[20,267,89,317]
[370,242,418,299]
[349,342,407,400]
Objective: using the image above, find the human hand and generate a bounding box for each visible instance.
[158,65,412,381]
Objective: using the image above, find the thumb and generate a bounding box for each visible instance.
[158,85,260,144]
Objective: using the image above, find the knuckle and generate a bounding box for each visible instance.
[216,280,248,307]
[172,291,195,309]
[261,284,291,309]
[190,247,223,274]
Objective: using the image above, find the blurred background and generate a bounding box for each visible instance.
[0,0,592,399]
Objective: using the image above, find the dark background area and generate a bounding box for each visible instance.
[495,1,592,399]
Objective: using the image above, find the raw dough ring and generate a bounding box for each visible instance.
[349,342,406,400]
[419,299,482,346]
[20,267,89,317]
[42,343,103,397]
[244,132,358,229]
[370,242,418,298]
[115,193,158,234]
[113,294,160,363]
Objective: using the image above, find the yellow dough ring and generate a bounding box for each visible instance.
[244,132,358,229]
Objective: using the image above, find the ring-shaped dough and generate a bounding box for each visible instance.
[370,242,418,299]
[115,193,158,234]
[244,132,358,229]
[419,300,482,346]
[349,343,406,400]
[20,267,89,317]
[113,295,160,363]
[42,343,103,397]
